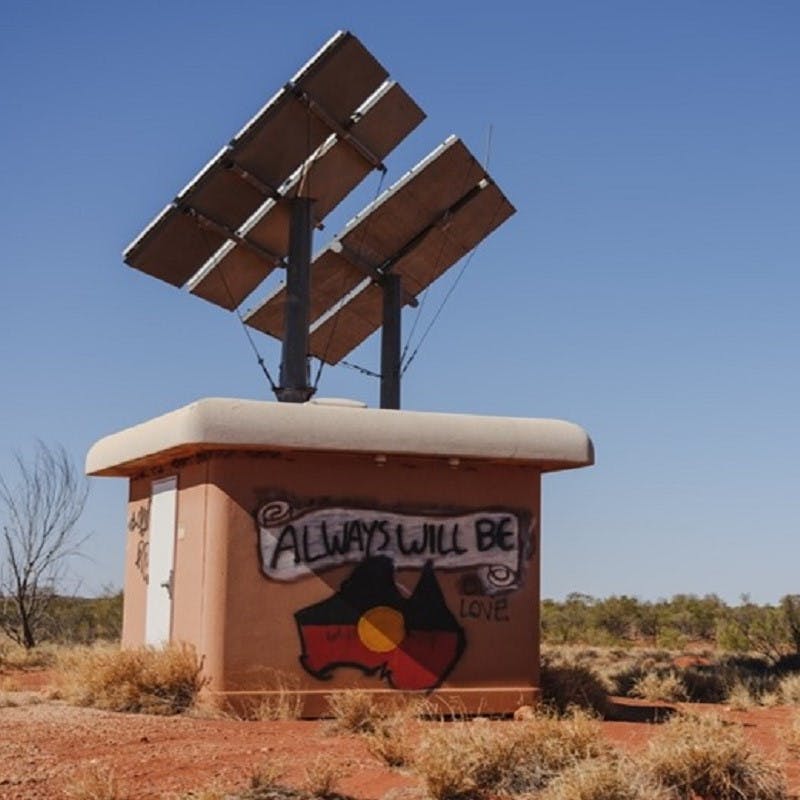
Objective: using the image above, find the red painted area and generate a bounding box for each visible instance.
[387,630,461,690]
[299,625,462,690]
[301,624,386,673]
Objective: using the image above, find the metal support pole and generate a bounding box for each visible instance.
[380,273,402,410]
[276,197,314,403]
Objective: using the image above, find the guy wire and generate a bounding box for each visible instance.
[313,166,387,388]
[341,359,381,379]
[197,223,278,391]
[402,197,505,376]
[401,124,496,376]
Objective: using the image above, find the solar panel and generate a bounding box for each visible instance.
[122,31,516,407]
[187,80,424,309]
[244,137,515,362]
[123,30,407,291]
[308,279,383,364]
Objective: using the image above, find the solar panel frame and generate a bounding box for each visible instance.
[245,136,515,363]
[243,137,463,334]
[387,180,513,294]
[187,80,424,310]
[308,279,383,365]
[122,31,516,400]
[123,31,393,290]
[244,245,367,338]
[316,185,513,364]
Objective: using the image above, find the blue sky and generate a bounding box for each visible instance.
[1,1,798,603]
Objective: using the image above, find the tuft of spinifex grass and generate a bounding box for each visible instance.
[539,655,610,715]
[324,689,427,735]
[413,708,607,800]
[362,698,429,767]
[538,753,672,800]
[630,670,687,703]
[777,672,800,705]
[643,712,787,800]
[780,712,800,755]
[63,764,128,800]
[325,689,383,733]
[56,642,206,715]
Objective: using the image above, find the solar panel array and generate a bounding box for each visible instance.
[246,137,514,364]
[124,30,515,379]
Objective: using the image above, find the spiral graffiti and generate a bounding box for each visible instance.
[257,500,293,527]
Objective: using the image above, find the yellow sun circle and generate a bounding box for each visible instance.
[357,606,406,653]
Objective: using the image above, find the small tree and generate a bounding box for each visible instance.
[717,594,790,663]
[0,443,89,648]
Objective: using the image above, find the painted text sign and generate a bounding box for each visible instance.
[257,501,526,591]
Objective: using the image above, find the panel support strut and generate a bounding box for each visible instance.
[223,158,325,231]
[275,197,315,402]
[379,179,491,275]
[380,273,402,410]
[334,242,418,308]
[288,83,386,172]
[179,205,283,266]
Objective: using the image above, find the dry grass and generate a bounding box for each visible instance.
[0,674,21,691]
[630,670,687,702]
[726,681,758,710]
[0,638,60,669]
[780,712,800,755]
[176,780,272,800]
[0,670,46,706]
[680,665,729,703]
[541,644,792,707]
[246,693,303,721]
[325,688,387,733]
[539,657,610,715]
[185,698,235,720]
[0,689,43,708]
[64,764,127,800]
[302,754,346,798]
[174,789,227,800]
[364,718,416,767]
[235,671,304,720]
[56,643,206,714]
[413,708,607,800]
[778,673,800,705]
[761,691,782,708]
[0,690,21,708]
[542,644,676,697]
[363,701,425,767]
[172,762,290,800]
[644,713,787,799]
[248,759,287,790]
[327,690,425,766]
[537,753,672,800]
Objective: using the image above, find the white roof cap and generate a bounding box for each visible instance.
[86,397,594,477]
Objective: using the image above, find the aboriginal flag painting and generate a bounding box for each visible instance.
[295,555,465,691]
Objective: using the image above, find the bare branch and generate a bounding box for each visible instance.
[0,442,89,648]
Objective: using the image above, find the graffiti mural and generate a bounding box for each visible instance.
[256,500,532,593]
[254,500,532,691]
[129,501,150,582]
[295,555,465,690]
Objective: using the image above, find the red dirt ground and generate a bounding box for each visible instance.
[1,670,799,800]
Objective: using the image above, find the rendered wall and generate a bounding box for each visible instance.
[121,448,542,714]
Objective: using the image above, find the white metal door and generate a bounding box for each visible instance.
[145,476,177,645]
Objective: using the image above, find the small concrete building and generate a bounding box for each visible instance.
[87,397,593,714]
